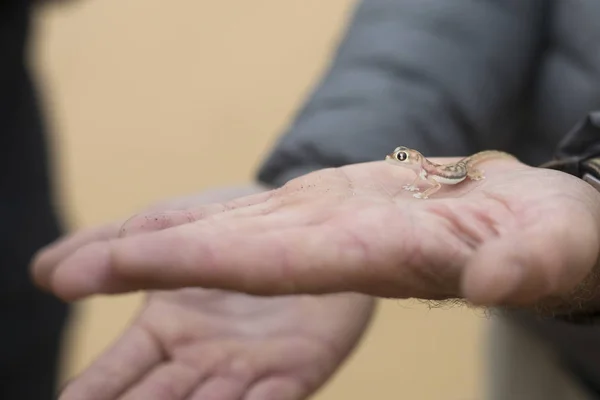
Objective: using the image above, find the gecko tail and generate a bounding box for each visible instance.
[463,150,517,181]
[463,150,516,167]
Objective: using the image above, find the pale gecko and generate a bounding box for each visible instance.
[385,146,516,199]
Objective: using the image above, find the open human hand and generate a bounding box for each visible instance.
[58,289,373,400]
[33,157,600,314]
[43,186,375,400]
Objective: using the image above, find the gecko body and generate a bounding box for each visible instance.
[384,146,515,199]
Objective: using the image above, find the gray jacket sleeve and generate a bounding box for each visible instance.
[257,0,547,187]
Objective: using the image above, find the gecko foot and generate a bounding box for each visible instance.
[413,193,428,199]
[402,184,420,192]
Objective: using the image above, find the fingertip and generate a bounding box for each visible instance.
[50,242,115,301]
[30,222,123,292]
[30,238,74,290]
[29,246,54,291]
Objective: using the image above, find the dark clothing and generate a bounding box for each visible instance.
[1,0,63,293]
[257,0,600,396]
[0,289,69,399]
[1,1,70,398]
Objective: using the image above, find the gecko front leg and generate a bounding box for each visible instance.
[402,174,421,192]
[413,178,442,199]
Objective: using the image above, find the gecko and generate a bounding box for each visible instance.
[384,146,516,199]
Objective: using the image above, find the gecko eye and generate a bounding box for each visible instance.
[396,151,408,161]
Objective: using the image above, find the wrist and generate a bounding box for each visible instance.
[539,111,600,323]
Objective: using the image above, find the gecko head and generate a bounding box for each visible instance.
[385,146,423,169]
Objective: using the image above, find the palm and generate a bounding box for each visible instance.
[327,158,599,306]
[61,289,371,400]
[304,159,599,305]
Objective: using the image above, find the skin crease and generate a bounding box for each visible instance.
[32,157,600,399]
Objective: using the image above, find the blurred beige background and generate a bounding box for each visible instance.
[30,0,485,398]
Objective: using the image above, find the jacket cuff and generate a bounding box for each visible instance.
[540,110,600,178]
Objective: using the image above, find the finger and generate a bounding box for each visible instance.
[118,363,205,400]
[59,326,162,400]
[118,194,278,238]
[35,191,273,291]
[188,377,247,400]
[244,378,307,400]
[31,221,122,291]
[461,211,600,307]
[142,186,273,214]
[50,221,370,300]
[118,206,229,237]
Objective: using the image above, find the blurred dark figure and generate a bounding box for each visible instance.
[0,0,70,398]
